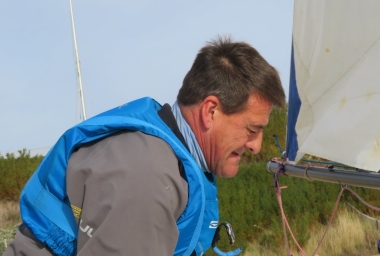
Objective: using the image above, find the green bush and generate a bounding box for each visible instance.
[0,149,43,201]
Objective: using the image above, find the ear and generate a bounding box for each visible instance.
[199,96,221,129]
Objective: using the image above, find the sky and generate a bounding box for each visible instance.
[0,1,294,156]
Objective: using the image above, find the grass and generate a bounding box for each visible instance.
[1,202,379,255]
[0,201,20,229]
[303,206,377,256]
[0,201,21,253]
[242,205,380,256]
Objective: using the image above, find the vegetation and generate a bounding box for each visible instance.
[0,201,20,253]
[1,106,380,255]
[0,201,20,229]
[0,149,44,201]
[242,205,379,256]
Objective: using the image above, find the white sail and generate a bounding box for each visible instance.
[291,0,380,172]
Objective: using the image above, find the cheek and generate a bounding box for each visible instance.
[220,136,247,156]
[228,132,249,146]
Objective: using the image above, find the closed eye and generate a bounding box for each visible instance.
[247,128,256,135]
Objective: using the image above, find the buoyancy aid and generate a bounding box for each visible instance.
[19,97,219,256]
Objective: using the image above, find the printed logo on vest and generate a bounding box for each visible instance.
[209,220,218,228]
[80,219,94,238]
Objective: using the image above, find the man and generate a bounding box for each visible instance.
[4,37,285,256]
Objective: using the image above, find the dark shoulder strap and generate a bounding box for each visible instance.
[157,103,189,180]
[157,103,189,151]
[159,104,199,255]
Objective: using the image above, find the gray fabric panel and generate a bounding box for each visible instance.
[2,224,54,256]
[3,131,188,256]
[66,131,188,255]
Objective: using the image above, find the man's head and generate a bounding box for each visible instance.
[178,36,285,177]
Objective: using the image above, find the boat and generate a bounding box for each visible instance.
[267,0,380,190]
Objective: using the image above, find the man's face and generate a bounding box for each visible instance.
[206,94,273,178]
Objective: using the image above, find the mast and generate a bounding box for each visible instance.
[69,0,87,121]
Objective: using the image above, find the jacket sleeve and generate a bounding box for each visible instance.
[2,224,55,256]
[66,131,188,255]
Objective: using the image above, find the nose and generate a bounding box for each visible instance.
[245,133,263,154]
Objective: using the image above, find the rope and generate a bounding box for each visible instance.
[311,187,343,255]
[303,164,314,181]
[345,201,380,222]
[272,159,380,255]
[274,162,306,256]
[345,186,380,211]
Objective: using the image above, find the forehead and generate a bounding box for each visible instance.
[245,94,272,112]
[237,94,273,123]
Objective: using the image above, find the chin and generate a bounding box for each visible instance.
[221,168,239,178]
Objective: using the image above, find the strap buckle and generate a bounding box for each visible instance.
[212,222,242,256]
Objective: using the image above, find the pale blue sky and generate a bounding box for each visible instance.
[0,1,294,156]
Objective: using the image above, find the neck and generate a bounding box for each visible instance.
[172,101,210,173]
[180,103,212,165]
[180,104,206,150]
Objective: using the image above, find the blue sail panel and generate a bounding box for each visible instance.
[286,43,301,161]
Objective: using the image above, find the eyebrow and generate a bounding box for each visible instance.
[248,124,266,130]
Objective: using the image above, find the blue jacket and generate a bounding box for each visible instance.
[19,97,219,256]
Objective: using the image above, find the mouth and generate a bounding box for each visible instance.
[233,148,246,156]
